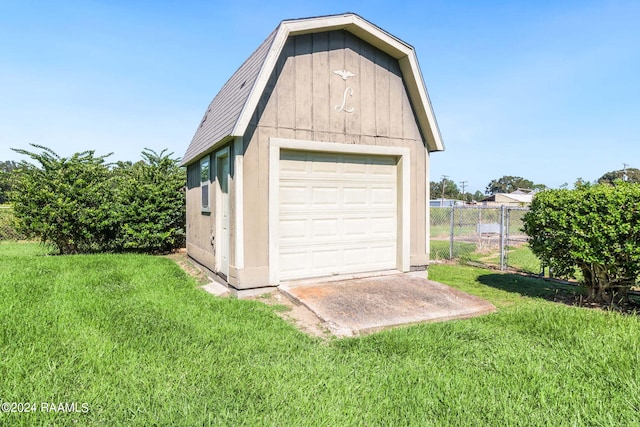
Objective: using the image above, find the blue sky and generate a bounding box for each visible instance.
[1,0,638,193]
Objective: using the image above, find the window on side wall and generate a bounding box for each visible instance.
[200,156,210,212]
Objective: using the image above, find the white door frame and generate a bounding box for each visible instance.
[215,147,230,279]
[269,137,410,285]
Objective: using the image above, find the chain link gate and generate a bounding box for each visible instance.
[430,206,537,272]
[504,207,539,273]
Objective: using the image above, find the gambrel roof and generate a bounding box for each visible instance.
[181,13,444,166]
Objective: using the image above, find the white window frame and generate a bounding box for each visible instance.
[200,156,211,213]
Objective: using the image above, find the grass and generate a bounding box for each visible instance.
[0,240,52,256]
[505,244,542,273]
[1,243,640,425]
[431,237,543,275]
[478,244,542,274]
[430,239,477,260]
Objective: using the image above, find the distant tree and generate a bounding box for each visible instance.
[573,177,591,189]
[598,168,640,185]
[430,178,460,200]
[455,191,486,203]
[0,160,18,204]
[485,176,536,195]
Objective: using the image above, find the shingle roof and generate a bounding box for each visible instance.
[181,13,444,166]
[181,28,277,166]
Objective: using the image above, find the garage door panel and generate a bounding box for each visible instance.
[311,218,338,238]
[372,245,396,264]
[343,217,368,236]
[280,214,396,241]
[312,187,339,205]
[372,187,395,205]
[279,149,397,281]
[280,152,308,171]
[311,155,340,172]
[343,247,369,267]
[280,185,307,206]
[342,158,367,174]
[372,217,396,234]
[280,219,307,239]
[280,251,309,273]
[371,159,396,172]
[312,249,340,269]
[343,187,368,205]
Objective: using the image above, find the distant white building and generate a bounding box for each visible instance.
[430,198,465,207]
[479,189,535,207]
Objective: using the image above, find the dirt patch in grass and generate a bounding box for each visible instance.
[165,248,211,286]
[254,292,334,340]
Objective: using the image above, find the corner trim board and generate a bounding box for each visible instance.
[234,137,244,269]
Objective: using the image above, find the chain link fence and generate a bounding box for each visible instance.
[430,206,540,273]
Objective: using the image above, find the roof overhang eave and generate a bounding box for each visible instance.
[179,134,235,167]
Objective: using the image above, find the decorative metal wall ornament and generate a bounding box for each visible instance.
[333,69,356,113]
[333,70,356,80]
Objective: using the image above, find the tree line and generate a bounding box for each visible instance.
[430,169,640,201]
[430,175,546,202]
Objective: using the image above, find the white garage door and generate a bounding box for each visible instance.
[279,150,397,281]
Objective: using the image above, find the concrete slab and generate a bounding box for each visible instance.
[280,272,496,337]
[200,281,230,297]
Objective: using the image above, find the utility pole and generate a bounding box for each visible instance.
[460,181,467,198]
[440,175,449,207]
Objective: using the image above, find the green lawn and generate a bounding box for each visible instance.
[431,238,543,275]
[430,239,478,261]
[1,243,640,425]
[477,244,543,274]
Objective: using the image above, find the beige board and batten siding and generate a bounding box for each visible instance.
[238,30,430,287]
[186,161,215,271]
[185,143,237,276]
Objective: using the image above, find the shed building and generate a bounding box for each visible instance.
[181,13,445,291]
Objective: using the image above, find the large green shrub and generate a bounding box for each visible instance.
[10,145,185,254]
[112,149,185,253]
[11,145,116,253]
[523,182,640,304]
